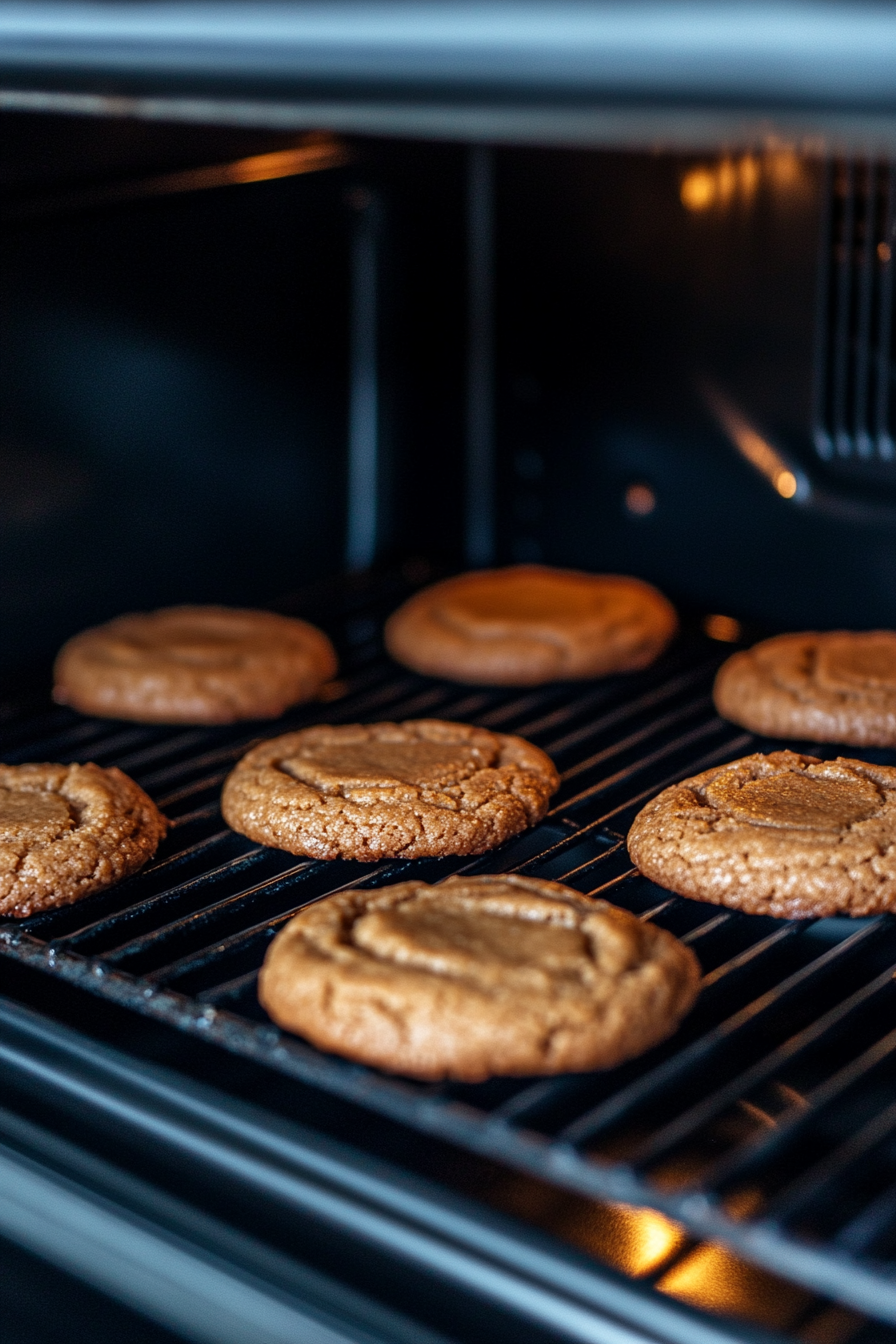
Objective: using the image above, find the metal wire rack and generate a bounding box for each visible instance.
[3,576,896,1327]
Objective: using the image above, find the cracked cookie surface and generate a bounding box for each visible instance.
[258,874,701,1080]
[628,750,896,918]
[714,631,896,746]
[0,762,167,918]
[385,565,677,686]
[222,719,559,860]
[54,605,337,724]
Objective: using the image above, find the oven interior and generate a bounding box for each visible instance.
[2,108,896,1344]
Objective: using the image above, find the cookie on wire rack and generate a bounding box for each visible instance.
[628,749,896,919]
[259,874,701,1081]
[222,718,559,861]
[0,761,166,918]
[385,565,677,686]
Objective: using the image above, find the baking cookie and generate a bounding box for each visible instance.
[54,605,338,724]
[714,631,896,746]
[384,565,678,686]
[258,874,701,1080]
[0,762,167,918]
[222,719,559,861]
[628,749,896,918]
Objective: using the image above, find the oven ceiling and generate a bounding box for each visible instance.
[2,2,896,151]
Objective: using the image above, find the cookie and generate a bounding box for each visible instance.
[258,874,701,1080]
[0,762,167,918]
[384,565,678,686]
[714,631,896,746]
[54,605,338,724]
[222,718,559,861]
[627,749,896,918]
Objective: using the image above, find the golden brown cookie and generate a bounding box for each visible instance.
[627,749,896,918]
[0,762,167,918]
[258,874,701,1080]
[222,719,559,861]
[53,605,338,724]
[714,631,896,746]
[384,565,678,685]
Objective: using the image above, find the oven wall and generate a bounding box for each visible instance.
[0,116,351,680]
[2,117,895,682]
[494,146,896,629]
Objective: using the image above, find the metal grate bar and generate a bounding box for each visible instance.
[146,860,402,989]
[702,1018,896,1199]
[558,694,715,783]
[134,860,317,979]
[56,838,254,930]
[547,668,718,758]
[593,732,755,827]
[558,720,742,811]
[765,1087,896,1224]
[835,1177,896,1255]
[58,846,271,953]
[700,922,804,989]
[558,918,888,1145]
[630,960,896,1171]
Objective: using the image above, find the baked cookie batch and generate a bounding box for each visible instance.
[7,567,896,1082]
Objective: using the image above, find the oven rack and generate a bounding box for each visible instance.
[3,579,896,1326]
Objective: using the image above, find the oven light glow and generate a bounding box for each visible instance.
[624,482,657,516]
[561,1200,686,1277]
[658,1242,812,1329]
[680,154,760,212]
[703,614,742,643]
[681,149,803,214]
[680,167,716,211]
[702,384,810,504]
[622,1208,687,1276]
[775,469,798,499]
[226,142,347,184]
[146,137,349,196]
[7,135,352,220]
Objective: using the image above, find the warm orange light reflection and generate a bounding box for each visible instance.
[557,1200,687,1277]
[623,1208,686,1276]
[658,1243,812,1330]
[142,137,349,198]
[1,132,351,223]
[624,482,657,516]
[775,469,798,499]
[703,614,742,643]
[703,386,807,503]
[681,155,759,212]
[767,146,802,188]
[680,167,716,211]
[681,148,805,213]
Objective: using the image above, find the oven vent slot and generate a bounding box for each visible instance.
[814,158,896,463]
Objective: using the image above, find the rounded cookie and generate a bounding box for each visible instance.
[627,749,896,919]
[259,874,701,1080]
[384,565,678,685]
[54,605,338,724]
[714,631,896,746]
[0,761,167,918]
[222,719,559,861]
